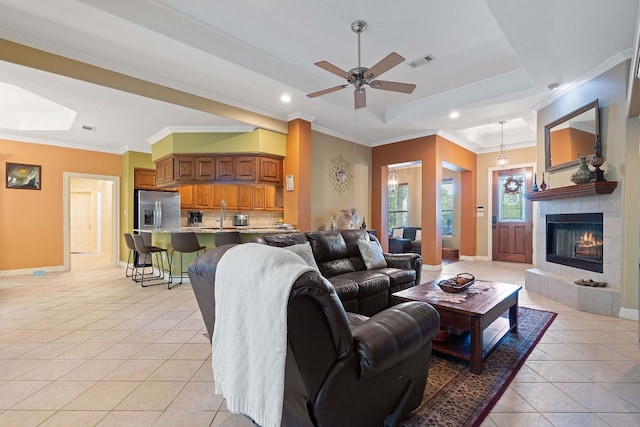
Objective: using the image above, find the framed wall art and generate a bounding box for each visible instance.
[6,162,41,190]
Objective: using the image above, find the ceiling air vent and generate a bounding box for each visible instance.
[408,54,436,68]
[81,125,96,132]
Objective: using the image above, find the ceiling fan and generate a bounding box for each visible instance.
[307,20,416,109]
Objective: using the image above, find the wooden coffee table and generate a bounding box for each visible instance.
[392,280,521,374]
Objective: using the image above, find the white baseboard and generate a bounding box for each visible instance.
[619,307,639,321]
[0,265,64,277]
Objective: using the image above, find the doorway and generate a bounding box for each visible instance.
[491,167,533,263]
[70,190,95,253]
[63,173,120,270]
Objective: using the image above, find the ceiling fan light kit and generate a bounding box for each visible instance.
[307,20,416,109]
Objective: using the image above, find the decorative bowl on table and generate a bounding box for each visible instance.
[437,273,475,293]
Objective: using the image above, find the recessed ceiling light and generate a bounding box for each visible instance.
[449,111,460,119]
[280,94,291,103]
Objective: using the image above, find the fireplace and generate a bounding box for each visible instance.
[546,213,603,273]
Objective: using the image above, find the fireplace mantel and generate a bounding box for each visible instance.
[525,181,617,201]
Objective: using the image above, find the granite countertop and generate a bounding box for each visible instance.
[134,226,298,234]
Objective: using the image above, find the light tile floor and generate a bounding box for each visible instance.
[0,255,637,426]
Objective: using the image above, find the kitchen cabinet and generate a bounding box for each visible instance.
[245,184,279,211]
[212,184,239,209]
[194,184,213,209]
[175,156,196,181]
[134,168,156,190]
[178,185,194,209]
[157,153,282,186]
[252,185,265,210]
[239,185,253,210]
[156,156,173,186]
[236,156,256,181]
[215,156,256,181]
[178,183,281,211]
[259,156,282,184]
[215,156,235,181]
[265,185,277,210]
[195,156,215,181]
[156,155,196,186]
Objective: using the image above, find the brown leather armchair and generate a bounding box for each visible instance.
[188,245,440,427]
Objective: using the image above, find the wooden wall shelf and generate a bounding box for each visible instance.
[524,181,617,201]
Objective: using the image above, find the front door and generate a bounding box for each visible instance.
[492,167,533,263]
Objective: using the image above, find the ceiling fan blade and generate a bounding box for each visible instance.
[354,87,366,109]
[365,52,405,80]
[314,60,350,79]
[369,80,416,94]
[307,85,349,98]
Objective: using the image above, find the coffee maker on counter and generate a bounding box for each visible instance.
[188,211,203,226]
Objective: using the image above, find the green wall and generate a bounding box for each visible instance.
[151,129,286,161]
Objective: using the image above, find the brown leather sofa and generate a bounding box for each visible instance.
[187,244,440,427]
[252,229,422,316]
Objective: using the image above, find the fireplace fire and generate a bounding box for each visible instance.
[546,213,603,273]
[575,231,603,261]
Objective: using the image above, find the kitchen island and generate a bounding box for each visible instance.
[133,227,299,281]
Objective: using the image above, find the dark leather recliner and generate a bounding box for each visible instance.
[188,245,440,427]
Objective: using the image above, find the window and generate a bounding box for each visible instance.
[388,183,408,229]
[498,174,525,222]
[442,179,454,235]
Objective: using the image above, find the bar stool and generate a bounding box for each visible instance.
[169,232,206,288]
[132,234,169,287]
[124,233,139,280]
[215,231,242,247]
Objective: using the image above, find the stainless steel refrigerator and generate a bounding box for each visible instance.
[135,190,180,231]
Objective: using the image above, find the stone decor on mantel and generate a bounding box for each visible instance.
[525,181,622,317]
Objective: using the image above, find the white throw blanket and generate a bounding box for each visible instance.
[212,243,316,427]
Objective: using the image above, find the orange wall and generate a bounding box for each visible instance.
[550,128,594,165]
[0,139,121,271]
[372,134,477,266]
[284,119,312,231]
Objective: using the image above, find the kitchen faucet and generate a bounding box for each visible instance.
[219,199,226,231]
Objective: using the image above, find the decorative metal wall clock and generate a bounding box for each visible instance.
[328,155,352,193]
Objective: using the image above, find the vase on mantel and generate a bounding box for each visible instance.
[570,156,592,184]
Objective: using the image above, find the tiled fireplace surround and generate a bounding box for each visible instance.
[525,184,622,317]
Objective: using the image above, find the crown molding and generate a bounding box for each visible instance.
[0,132,127,154]
[532,50,632,111]
[287,112,315,123]
[310,123,354,143]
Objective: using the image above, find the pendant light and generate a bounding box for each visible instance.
[497,120,508,166]
[388,168,399,192]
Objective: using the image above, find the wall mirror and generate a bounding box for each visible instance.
[545,99,600,172]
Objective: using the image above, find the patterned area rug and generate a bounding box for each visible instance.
[401,307,557,427]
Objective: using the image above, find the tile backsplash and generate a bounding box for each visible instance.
[180,209,283,228]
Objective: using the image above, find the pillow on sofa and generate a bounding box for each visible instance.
[415,229,422,241]
[392,228,404,238]
[357,240,387,270]
[284,242,319,270]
